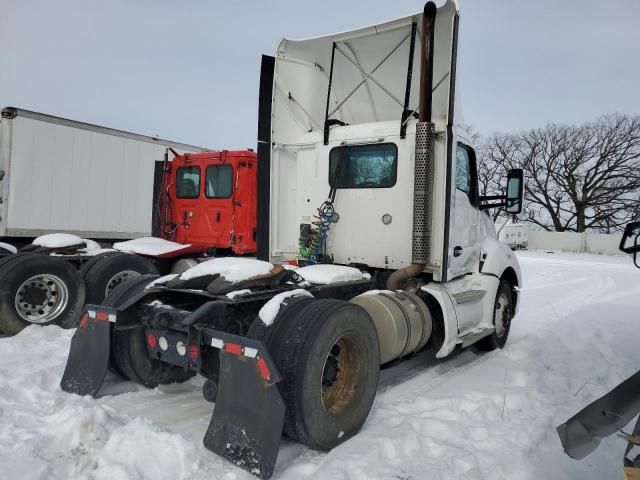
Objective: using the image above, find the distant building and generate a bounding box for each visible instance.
[498,222,529,250]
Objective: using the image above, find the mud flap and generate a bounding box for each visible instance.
[203,349,285,479]
[60,307,113,397]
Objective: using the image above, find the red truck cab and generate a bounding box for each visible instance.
[158,150,257,255]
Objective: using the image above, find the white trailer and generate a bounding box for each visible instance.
[0,107,206,245]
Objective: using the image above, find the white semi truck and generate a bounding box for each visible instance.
[60,2,525,478]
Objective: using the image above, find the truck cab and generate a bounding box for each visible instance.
[261,0,523,357]
[159,150,257,255]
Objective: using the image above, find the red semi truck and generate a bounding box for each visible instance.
[0,149,257,335]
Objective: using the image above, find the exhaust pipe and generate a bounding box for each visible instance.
[418,1,437,123]
[388,1,437,290]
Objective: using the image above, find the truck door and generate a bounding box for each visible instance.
[447,142,481,279]
[201,160,234,248]
[173,164,202,243]
[231,156,257,254]
[172,155,234,249]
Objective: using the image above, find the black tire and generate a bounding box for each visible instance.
[248,297,380,450]
[106,274,158,383]
[80,252,158,304]
[0,254,24,334]
[0,253,85,335]
[0,252,19,271]
[477,279,514,351]
[105,275,193,387]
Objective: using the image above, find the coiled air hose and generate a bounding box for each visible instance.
[298,153,344,263]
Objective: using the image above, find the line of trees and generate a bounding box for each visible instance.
[475,113,640,233]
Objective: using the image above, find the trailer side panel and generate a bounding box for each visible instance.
[1,110,204,241]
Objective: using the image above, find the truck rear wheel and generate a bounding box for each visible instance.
[249,298,380,450]
[80,252,158,304]
[104,276,193,387]
[477,279,514,351]
[113,326,194,387]
[0,253,86,335]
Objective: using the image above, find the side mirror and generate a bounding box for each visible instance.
[620,221,640,254]
[505,169,524,214]
[620,221,640,269]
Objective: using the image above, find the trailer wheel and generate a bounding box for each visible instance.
[249,298,380,451]
[477,279,514,351]
[81,252,158,304]
[0,253,85,335]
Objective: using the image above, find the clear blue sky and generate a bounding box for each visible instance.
[1,0,638,149]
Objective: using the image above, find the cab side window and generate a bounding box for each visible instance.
[176,166,201,199]
[329,143,398,189]
[455,144,478,204]
[456,146,471,195]
[205,165,233,198]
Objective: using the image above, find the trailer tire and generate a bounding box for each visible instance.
[0,253,85,335]
[249,298,380,451]
[105,275,193,387]
[81,252,158,304]
[477,279,514,351]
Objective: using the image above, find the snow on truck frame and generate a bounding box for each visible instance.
[61,2,524,478]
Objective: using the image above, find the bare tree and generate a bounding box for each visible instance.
[481,114,640,232]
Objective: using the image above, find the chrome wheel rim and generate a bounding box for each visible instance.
[15,274,69,323]
[494,292,511,337]
[105,270,141,298]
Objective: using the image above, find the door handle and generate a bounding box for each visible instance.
[215,212,221,222]
[453,246,463,257]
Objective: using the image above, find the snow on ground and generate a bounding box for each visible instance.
[0,251,639,479]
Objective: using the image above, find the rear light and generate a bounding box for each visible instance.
[256,356,271,381]
[188,345,200,361]
[158,336,169,351]
[225,342,242,356]
[287,259,298,266]
[146,334,158,348]
[95,311,108,321]
[79,313,89,328]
